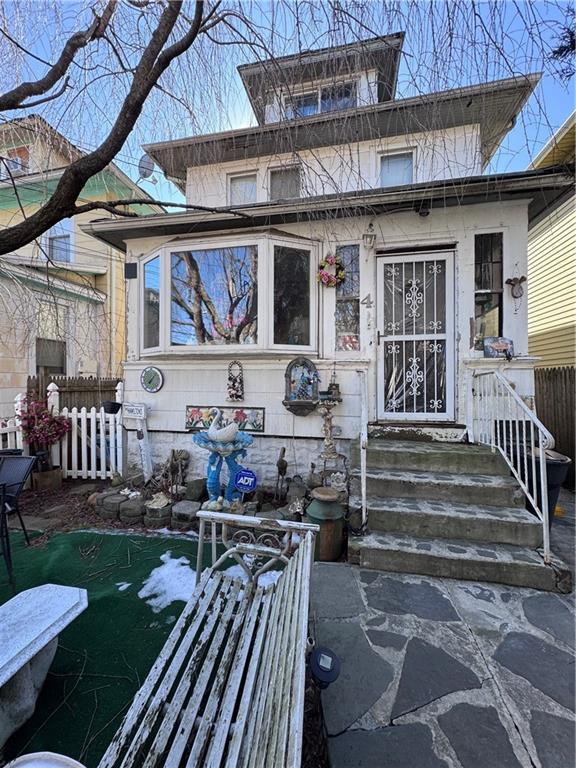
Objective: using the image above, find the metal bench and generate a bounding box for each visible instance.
[97,510,319,768]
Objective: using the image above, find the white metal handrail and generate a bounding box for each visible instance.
[469,370,554,562]
[356,369,368,529]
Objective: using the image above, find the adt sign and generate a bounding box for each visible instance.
[234,468,257,494]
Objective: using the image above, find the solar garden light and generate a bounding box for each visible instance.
[309,646,340,689]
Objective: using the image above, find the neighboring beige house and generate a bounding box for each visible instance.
[0,116,161,416]
[527,112,575,367]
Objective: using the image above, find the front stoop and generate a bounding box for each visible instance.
[349,440,572,593]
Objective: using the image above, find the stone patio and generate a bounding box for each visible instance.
[311,492,575,768]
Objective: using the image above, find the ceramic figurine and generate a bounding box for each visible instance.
[227,361,244,401]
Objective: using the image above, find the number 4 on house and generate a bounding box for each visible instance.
[361,293,374,308]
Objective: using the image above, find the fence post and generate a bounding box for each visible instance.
[14,393,26,452]
[115,380,124,405]
[46,382,61,469]
[115,380,125,476]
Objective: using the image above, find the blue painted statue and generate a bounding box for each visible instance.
[193,408,254,507]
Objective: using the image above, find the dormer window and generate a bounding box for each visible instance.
[0,146,29,178]
[284,81,357,120]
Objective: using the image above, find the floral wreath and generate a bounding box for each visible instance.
[317,252,345,287]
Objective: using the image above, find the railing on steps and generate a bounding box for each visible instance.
[356,369,368,529]
[469,370,555,562]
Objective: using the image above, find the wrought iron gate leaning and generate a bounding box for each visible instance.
[376,251,455,420]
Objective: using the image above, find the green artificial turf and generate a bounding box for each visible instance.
[1,529,211,767]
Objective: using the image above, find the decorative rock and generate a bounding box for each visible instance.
[243,502,259,516]
[110,472,124,487]
[86,492,100,507]
[257,508,285,521]
[146,492,172,509]
[95,490,121,507]
[185,478,206,501]
[144,503,173,519]
[172,501,201,523]
[102,494,127,514]
[119,499,145,523]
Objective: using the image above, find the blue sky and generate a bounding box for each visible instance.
[0,1,573,205]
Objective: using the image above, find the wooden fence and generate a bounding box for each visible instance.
[0,417,22,452]
[27,375,121,411]
[535,366,575,488]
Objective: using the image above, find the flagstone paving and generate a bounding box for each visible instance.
[311,562,575,768]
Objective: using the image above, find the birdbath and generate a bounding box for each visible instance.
[192,413,253,509]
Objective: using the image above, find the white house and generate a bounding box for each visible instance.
[82,35,571,486]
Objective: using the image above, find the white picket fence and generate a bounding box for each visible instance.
[2,382,124,481]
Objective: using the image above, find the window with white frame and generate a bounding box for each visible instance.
[228,173,257,205]
[284,82,357,119]
[141,235,316,353]
[269,167,301,200]
[380,152,414,187]
[335,244,360,351]
[0,146,29,179]
[45,219,72,263]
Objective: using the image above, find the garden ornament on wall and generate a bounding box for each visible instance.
[505,275,526,314]
[192,408,254,508]
[227,361,244,401]
[283,357,320,416]
[317,252,346,287]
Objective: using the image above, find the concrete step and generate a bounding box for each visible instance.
[350,439,507,476]
[349,496,543,547]
[348,532,572,593]
[350,468,524,508]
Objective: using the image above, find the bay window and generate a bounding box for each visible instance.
[140,235,316,353]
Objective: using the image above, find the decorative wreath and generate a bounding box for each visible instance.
[317,253,346,287]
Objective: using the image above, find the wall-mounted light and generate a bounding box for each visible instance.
[362,222,376,249]
[417,200,431,217]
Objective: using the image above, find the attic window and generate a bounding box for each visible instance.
[0,146,29,178]
[284,81,357,119]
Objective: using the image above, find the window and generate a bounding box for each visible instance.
[229,173,257,205]
[36,338,66,376]
[284,82,357,119]
[269,167,301,200]
[335,244,360,351]
[171,246,258,346]
[274,245,310,345]
[0,146,29,178]
[474,232,503,349]
[45,219,72,263]
[142,235,315,354]
[143,256,160,349]
[380,152,414,187]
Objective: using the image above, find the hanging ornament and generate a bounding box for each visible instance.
[505,275,526,314]
[227,361,244,401]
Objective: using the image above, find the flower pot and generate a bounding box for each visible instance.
[102,400,122,414]
[32,468,62,492]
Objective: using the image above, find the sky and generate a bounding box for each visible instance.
[0,0,574,205]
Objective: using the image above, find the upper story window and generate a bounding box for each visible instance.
[284,81,357,119]
[474,232,503,349]
[45,219,73,263]
[142,234,316,354]
[269,167,301,200]
[229,173,257,206]
[0,146,30,179]
[380,152,414,187]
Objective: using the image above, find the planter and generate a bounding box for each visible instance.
[102,401,122,414]
[32,468,62,492]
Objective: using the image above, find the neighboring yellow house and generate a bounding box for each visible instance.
[0,115,161,416]
[527,112,575,367]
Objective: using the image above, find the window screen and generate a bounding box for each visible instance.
[229,174,257,205]
[269,167,301,200]
[380,153,414,187]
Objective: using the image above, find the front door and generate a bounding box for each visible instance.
[376,251,455,421]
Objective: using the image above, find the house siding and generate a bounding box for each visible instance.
[528,196,576,367]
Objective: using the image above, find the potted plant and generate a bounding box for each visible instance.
[20,399,71,490]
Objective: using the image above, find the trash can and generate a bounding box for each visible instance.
[305,486,344,562]
[526,448,572,528]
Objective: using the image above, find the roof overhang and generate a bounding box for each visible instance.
[530,111,576,169]
[238,34,405,125]
[80,166,572,253]
[144,75,540,185]
[0,261,107,303]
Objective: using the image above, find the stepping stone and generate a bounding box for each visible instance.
[493,631,575,711]
[530,710,576,768]
[316,620,393,735]
[311,564,364,619]
[365,577,460,622]
[366,629,407,650]
[328,723,448,768]
[523,594,575,649]
[392,638,481,720]
[172,500,201,523]
[438,704,523,767]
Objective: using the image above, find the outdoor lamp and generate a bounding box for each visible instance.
[362,222,376,249]
[309,646,341,689]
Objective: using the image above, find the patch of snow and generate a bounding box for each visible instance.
[138,550,197,613]
[116,582,131,592]
[224,564,282,588]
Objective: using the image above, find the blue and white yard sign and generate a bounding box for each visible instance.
[234,468,257,494]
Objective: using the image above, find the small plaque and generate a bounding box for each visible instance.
[123,402,147,420]
[483,337,514,359]
[234,468,257,493]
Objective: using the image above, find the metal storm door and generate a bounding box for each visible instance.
[376,251,455,420]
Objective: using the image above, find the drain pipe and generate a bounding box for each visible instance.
[356,369,368,529]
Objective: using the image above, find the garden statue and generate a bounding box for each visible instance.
[193,408,254,508]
